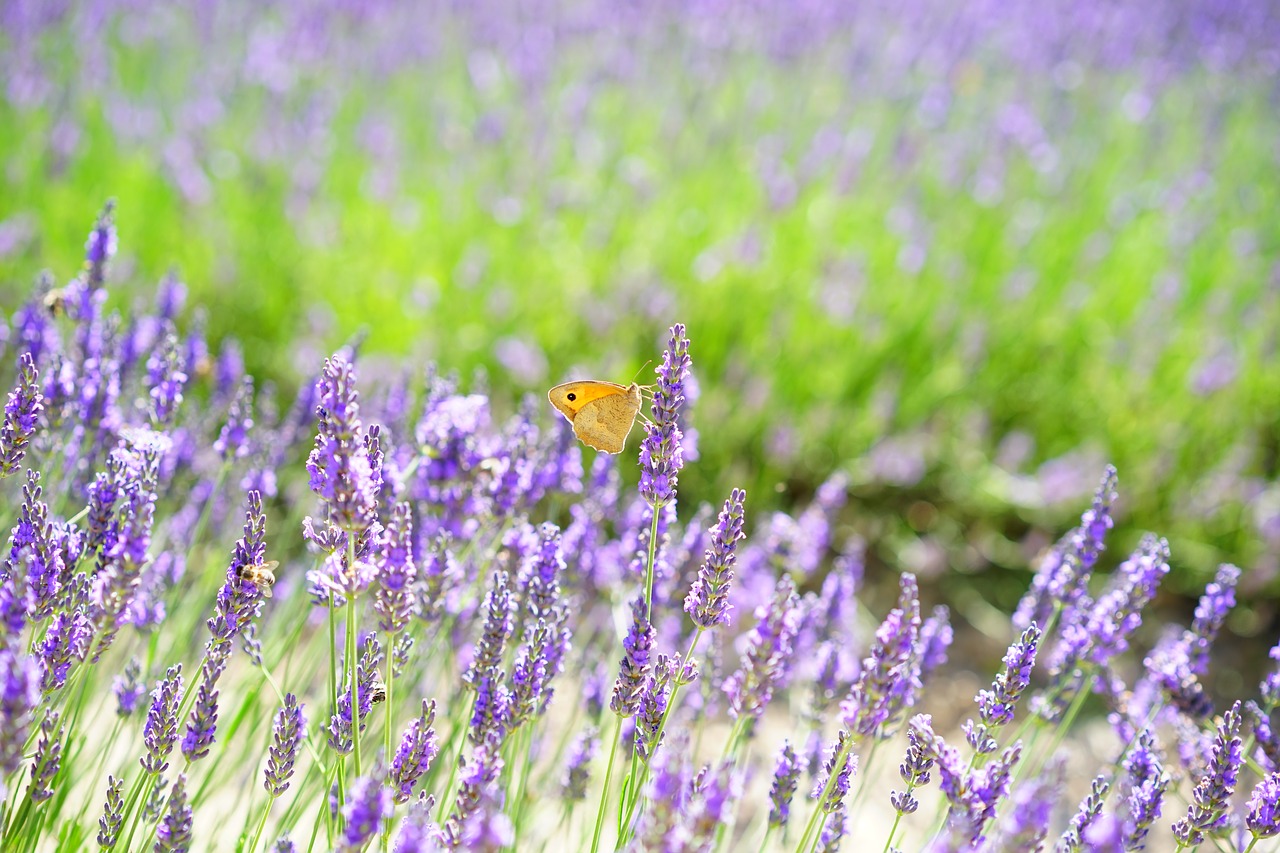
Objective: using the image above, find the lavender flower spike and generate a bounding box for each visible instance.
[560,726,599,803]
[841,573,922,739]
[0,352,42,477]
[1123,727,1168,851]
[1247,770,1280,841]
[610,595,654,719]
[390,699,439,804]
[339,767,394,852]
[140,665,183,775]
[685,488,747,630]
[26,710,63,802]
[725,574,802,724]
[155,773,192,853]
[1172,701,1243,848]
[639,324,690,508]
[307,354,378,535]
[768,740,802,828]
[98,774,125,848]
[265,694,306,797]
[977,623,1041,729]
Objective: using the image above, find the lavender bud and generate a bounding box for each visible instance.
[390,700,439,804]
[1172,702,1243,847]
[684,488,746,630]
[114,657,145,717]
[768,740,801,828]
[1057,775,1109,852]
[610,596,654,719]
[265,694,306,797]
[154,772,192,853]
[560,726,599,803]
[639,324,690,508]
[97,774,125,848]
[0,352,43,477]
[339,767,394,852]
[978,624,1040,729]
[1247,770,1280,840]
[26,710,63,802]
[725,574,802,724]
[140,665,183,775]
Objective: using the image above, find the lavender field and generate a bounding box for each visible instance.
[2,0,1280,851]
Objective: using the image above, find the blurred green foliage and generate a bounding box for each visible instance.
[2,13,1279,604]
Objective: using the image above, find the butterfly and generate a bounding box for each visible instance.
[548,380,645,454]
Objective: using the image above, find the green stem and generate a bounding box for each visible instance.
[643,501,663,622]
[590,716,623,853]
[247,796,276,853]
[794,734,855,853]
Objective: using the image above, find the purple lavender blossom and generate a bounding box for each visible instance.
[639,324,690,508]
[812,730,856,814]
[114,657,145,716]
[374,501,417,634]
[610,595,654,719]
[215,375,255,460]
[1187,563,1240,672]
[97,775,125,848]
[146,329,188,426]
[339,768,394,852]
[560,726,598,803]
[986,761,1062,852]
[725,574,802,724]
[140,664,183,775]
[918,605,954,679]
[467,674,512,748]
[463,570,513,688]
[155,772,192,853]
[327,634,382,754]
[0,352,42,477]
[11,469,61,620]
[632,744,691,849]
[1247,771,1280,840]
[1124,727,1168,850]
[181,662,220,763]
[0,648,41,777]
[768,740,801,828]
[393,796,440,852]
[38,609,91,693]
[635,655,674,762]
[26,710,62,802]
[1172,701,1243,847]
[891,719,934,817]
[443,743,504,847]
[390,699,439,804]
[272,835,297,853]
[682,761,743,850]
[977,623,1040,729]
[265,694,306,797]
[307,354,378,534]
[1057,775,1109,852]
[841,573,922,739]
[684,488,747,630]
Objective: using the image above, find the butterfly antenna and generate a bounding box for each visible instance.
[630,359,654,387]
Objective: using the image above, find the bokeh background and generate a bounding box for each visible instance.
[2,2,1279,641]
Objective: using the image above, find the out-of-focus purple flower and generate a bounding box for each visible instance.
[307,355,378,535]
[986,761,1062,853]
[155,772,192,853]
[0,352,42,477]
[1173,701,1243,847]
[632,743,691,849]
[392,795,440,852]
[0,648,40,780]
[113,657,144,716]
[768,740,801,828]
[97,774,125,848]
[391,699,439,804]
[1014,466,1116,632]
[841,574,921,739]
[918,605,953,679]
[140,664,183,775]
[25,710,62,802]
[214,375,255,461]
[272,835,297,853]
[978,624,1040,730]
[155,272,186,321]
[146,329,188,427]
[1247,771,1280,840]
[265,693,306,797]
[684,488,746,630]
[1057,775,1109,852]
[682,761,743,850]
[1124,727,1168,850]
[610,595,654,719]
[1246,701,1280,773]
[339,767,394,853]
[443,743,504,848]
[639,324,690,508]
[1187,563,1239,671]
[560,725,598,803]
[725,574,802,725]
[214,339,246,402]
[463,570,513,689]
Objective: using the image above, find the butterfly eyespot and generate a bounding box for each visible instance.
[567,393,576,401]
